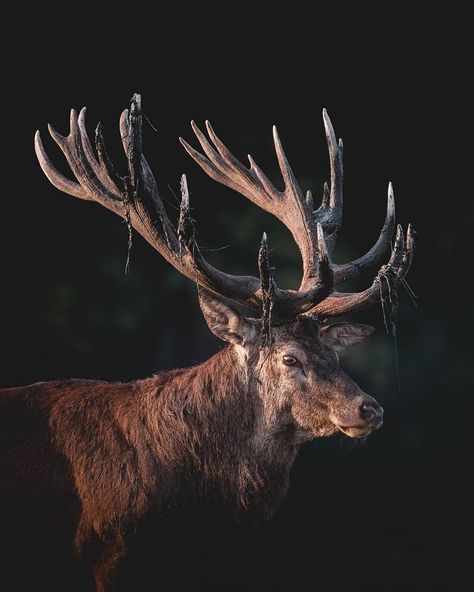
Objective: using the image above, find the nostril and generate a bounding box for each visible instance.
[360,401,382,422]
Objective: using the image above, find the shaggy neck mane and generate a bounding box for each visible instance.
[50,345,297,548]
[135,345,293,517]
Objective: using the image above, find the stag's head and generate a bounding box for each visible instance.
[199,290,383,440]
[35,95,414,441]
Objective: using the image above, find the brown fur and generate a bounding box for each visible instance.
[0,307,382,590]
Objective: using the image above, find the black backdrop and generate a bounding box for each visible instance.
[1,9,472,592]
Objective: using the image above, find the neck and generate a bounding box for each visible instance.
[140,345,298,518]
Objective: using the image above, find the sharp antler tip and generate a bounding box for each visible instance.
[272,125,284,146]
[205,120,216,135]
[47,122,61,139]
[34,130,43,151]
[322,110,336,144]
[387,182,395,200]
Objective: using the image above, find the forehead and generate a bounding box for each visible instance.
[272,315,321,346]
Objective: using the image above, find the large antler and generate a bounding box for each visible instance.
[180,112,413,317]
[35,94,413,320]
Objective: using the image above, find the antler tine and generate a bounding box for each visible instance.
[180,122,278,205]
[312,109,344,256]
[309,224,415,318]
[294,224,334,314]
[77,108,122,196]
[206,120,271,193]
[321,182,330,208]
[332,182,397,284]
[35,130,90,201]
[127,102,176,245]
[206,120,283,205]
[324,110,343,216]
[272,125,304,200]
[95,122,124,194]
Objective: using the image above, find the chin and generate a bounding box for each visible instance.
[336,422,383,439]
[296,425,341,442]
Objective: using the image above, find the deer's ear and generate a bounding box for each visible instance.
[198,289,258,345]
[320,323,374,355]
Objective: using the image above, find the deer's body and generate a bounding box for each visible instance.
[1,95,414,590]
[0,344,300,591]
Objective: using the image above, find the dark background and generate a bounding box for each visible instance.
[1,9,472,592]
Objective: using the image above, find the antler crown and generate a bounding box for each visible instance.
[35,94,414,321]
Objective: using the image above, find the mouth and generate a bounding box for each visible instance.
[336,421,383,439]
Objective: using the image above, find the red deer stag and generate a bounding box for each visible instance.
[0,95,414,591]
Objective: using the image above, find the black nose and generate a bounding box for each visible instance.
[360,400,383,423]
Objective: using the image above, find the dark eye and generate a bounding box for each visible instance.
[282,355,298,366]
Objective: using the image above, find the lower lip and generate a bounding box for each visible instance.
[339,420,383,431]
[337,425,373,437]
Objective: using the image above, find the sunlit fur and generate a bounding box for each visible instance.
[0,308,380,589]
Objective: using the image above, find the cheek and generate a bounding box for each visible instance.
[290,370,332,410]
[289,377,337,434]
[260,364,307,397]
[281,368,311,397]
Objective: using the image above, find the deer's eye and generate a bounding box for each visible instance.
[282,355,298,366]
